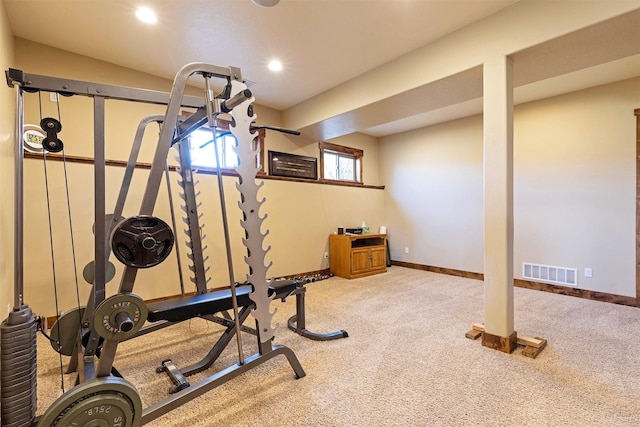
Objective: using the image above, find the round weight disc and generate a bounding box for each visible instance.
[94,293,147,341]
[82,260,117,285]
[37,377,142,427]
[111,215,174,269]
[49,307,85,356]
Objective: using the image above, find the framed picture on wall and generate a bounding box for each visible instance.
[268,151,318,180]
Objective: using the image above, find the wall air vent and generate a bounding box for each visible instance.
[522,262,577,287]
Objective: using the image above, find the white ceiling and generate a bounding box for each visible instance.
[3,0,640,138]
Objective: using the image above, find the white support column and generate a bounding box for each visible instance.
[482,55,515,353]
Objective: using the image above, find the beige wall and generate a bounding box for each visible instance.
[0,1,15,318]
[381,77,639,297]
[514,78,637,296]
[14,40,384,317]
[380,115,484,273]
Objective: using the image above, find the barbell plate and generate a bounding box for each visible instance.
[94,293,148,341]
[82,260,117,284]
[49,307,85,356]
[36,377,142,427]
[111,215,174,268]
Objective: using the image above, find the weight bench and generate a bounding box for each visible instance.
[145,279,348,393]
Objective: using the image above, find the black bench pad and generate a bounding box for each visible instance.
[146,279,299,323]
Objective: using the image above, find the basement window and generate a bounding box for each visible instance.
[188,119,265,173]
[319,141,363,183]
[190,129,239,170]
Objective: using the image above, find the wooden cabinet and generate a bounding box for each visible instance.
[329,234,387,279]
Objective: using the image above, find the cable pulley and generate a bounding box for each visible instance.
[40,117,64,153]
[110,215,174,268]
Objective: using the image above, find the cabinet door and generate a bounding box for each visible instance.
[369,247,387,271]
[351,248,372,275]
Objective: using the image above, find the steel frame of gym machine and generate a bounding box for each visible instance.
[1,62,308,427]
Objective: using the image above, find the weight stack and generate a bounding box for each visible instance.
[1,306,37,427]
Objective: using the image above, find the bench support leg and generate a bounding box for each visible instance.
[287,287,348,341]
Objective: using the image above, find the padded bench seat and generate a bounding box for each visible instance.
[146,279,299,323]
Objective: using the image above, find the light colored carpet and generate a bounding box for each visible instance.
[35,266,640,426]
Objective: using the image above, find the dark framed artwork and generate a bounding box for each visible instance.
[268,151,318,180]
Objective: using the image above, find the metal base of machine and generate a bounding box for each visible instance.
[142,345,305,424]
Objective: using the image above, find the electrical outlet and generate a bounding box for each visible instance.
[324,252,329,259]
[404,247,409,254]
[49,92,58,103]
[584,268,593,278]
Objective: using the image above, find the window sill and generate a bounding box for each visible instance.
[24,152,385,190]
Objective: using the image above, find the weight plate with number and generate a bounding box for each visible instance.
[111,215,174,268]
[37,376,142,427]
[94,293,147,341]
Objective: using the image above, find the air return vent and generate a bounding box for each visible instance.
[522,262,577,286]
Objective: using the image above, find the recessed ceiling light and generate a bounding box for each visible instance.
[136,7,157,24]
[268,60,283,72]
[253,0,280,7]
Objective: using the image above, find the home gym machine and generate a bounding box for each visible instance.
[1,62,344,427]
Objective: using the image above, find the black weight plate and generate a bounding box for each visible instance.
[110,215,174,268]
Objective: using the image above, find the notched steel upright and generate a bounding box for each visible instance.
[176,139,210,293]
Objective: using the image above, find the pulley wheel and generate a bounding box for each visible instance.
[37,377,142,427]
[42,137,64,153]
[40,117,62,132]
[40,117,64,153]
[94,293,147,341]
[82,260,117,285]
[111,215,174,268]
[49,307,85,356]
